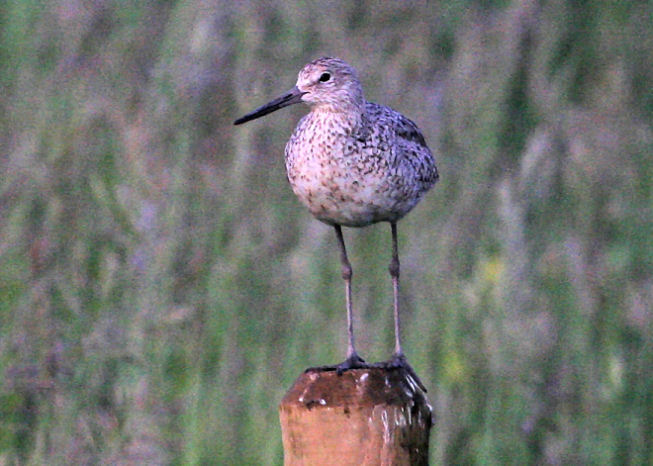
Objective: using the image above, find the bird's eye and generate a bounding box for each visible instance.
[319,72,331,82]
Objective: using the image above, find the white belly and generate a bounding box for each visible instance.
[287,158,415,227]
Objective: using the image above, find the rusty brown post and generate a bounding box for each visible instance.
[279,367,433,465]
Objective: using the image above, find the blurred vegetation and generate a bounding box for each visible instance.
[1,0,651,464]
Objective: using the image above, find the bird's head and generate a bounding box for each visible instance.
[295,57,364,112]
[234,57,364,126]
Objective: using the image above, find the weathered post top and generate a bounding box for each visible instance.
[279,367,433,466]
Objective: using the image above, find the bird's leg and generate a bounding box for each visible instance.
[371,222,428,392]
[305,225,366,374]
[389,221,402,357]
[334,225,366,372]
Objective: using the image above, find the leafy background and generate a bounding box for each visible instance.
[1,0,651,464]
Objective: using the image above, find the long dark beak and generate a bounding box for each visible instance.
[234,86,307,125]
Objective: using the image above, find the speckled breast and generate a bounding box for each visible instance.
[284,118,419,227]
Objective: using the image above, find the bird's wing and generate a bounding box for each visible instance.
[362,102,439,187]
[392,112,439,186]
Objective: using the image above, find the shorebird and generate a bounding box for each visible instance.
[234,57,438,382]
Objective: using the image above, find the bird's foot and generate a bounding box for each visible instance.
[305,353,368,375]
[372,353,427,393]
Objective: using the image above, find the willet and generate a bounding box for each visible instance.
[234,57,438,385]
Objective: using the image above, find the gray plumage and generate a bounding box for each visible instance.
[234,57,438,387]
[286,97,438,227]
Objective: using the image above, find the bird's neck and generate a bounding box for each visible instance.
[310,104,365,134]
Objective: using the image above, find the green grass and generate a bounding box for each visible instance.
[1,1,651,464]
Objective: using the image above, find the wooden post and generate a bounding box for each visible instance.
[279,367,433,465]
